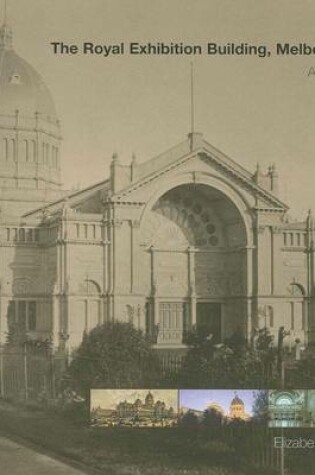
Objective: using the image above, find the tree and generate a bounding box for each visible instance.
[180,410,199,428]
[252,390,269,423]
[5,321,52,355]
[202,407,224,428]
[180,326,216,387]
[67,321,162,396]
[180,328,278,388]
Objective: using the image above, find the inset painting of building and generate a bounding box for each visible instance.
[268,390,315,428]
[179,390,256,424]
[90,389,178,428]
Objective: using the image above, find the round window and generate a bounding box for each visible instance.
[206,223,216,234]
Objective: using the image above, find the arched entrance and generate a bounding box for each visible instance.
[269,390,304,428]
[140,182,250,347]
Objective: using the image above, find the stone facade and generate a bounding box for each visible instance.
[0,21,314,355]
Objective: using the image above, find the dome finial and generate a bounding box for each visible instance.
[3,0,7,25]
[0,1,12,50]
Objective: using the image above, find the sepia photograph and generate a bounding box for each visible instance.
[0,0,315,473]
[90,389,178,428]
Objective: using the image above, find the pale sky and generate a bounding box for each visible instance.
[6,0,315,217]
[180,390,258,415]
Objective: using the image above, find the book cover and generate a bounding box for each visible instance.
[0,1,314,474]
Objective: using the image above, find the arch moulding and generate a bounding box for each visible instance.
[139,171,254,247]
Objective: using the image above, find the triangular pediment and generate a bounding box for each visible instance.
[24,132,288,221]
[113,133,288,212]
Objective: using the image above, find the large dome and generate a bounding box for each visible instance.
[231,394,244,406]
[0,22,63,216]
[0,25,57,121]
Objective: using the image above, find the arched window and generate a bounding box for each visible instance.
[30,140,36,162]
[9,138,15,161]
[75,279,101,339]
[276,395,294,406]
[289,283,305,332]
[23,139,29,162]
[3,138,8,160]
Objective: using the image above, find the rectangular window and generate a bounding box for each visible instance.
[18,301,27,331]
[145,301,154,338]
[27,229,33,242]
[7,301,16,327]
[269,307,274,328]
[28,301,37,331]
[158,302,186,344]
[7,300,37,334]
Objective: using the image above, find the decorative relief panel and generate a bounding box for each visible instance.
[12,277,34,294]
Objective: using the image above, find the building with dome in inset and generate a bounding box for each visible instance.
[180,391,253,423]
[1,8,315,388]
[90,390,177,426]
[116,391,174,419]
[230,393,249,420]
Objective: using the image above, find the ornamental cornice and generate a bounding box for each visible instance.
[130,219,141,228]
[0,242,40,248]
[271,226,283,234]
[254,207,286,214]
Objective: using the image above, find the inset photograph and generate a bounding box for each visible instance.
[268,390,315,428]
[90,389,178,428]
[179,390,265,425]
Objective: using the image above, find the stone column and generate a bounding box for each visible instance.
[246,245,254,341]
[188,246,196,328]
[150,246,158,335]
[14,109,19,187]
[51,291,60,350]
[0,296,8,345]
[130,219,140,294]
[101,216,109,323]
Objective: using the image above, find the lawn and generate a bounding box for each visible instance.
[0,400,276,475]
